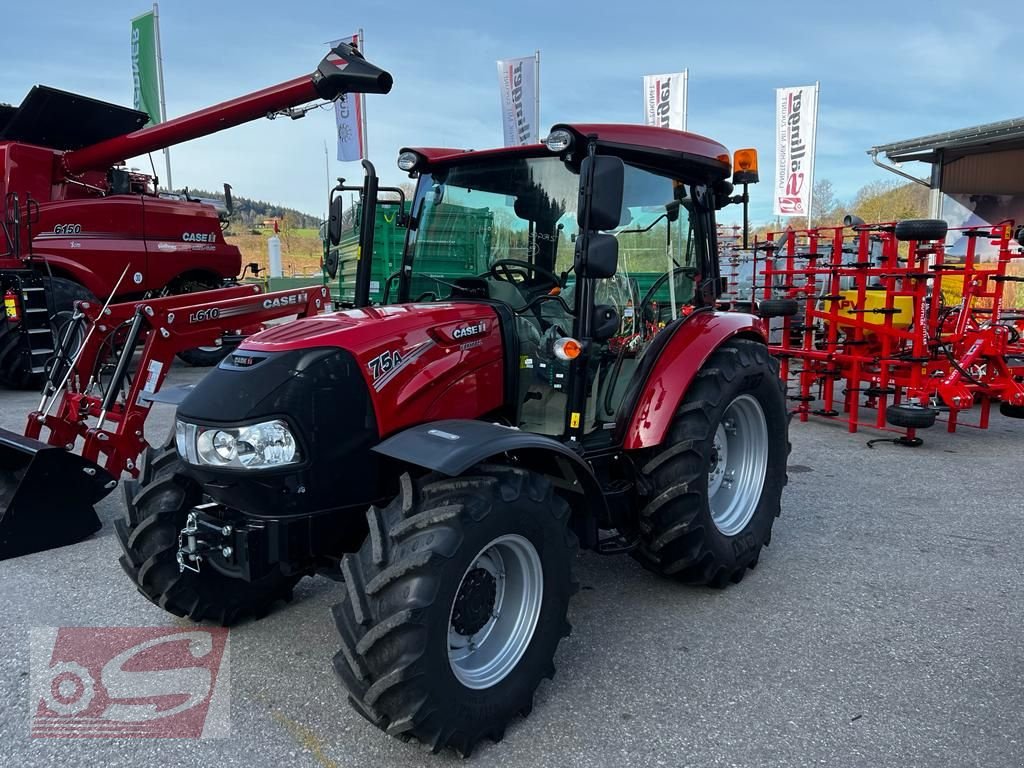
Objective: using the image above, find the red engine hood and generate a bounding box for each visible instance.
[240,303,506,438]
[240,303,495,355]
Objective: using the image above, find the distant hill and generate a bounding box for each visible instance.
[185,188,321,231]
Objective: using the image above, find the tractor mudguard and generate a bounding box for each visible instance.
[373,419,608,533]
[621,311,767,450]
[0,428,116,560]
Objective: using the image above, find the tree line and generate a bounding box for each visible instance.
[186,188,321,231]
[749,178,930,239]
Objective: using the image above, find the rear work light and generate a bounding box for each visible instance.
[397,151,421,172]
[544,129,573,153]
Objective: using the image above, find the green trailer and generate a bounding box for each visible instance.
[325,201,495,305]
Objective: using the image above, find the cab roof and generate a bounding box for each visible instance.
[401,123,733,181]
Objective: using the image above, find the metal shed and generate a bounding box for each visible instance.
[869,118,1024,238]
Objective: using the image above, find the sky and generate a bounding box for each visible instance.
[3,0,1022,226]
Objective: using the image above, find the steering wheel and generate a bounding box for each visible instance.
[488,259,561,288]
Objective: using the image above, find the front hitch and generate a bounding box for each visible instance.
[177,503,235,573]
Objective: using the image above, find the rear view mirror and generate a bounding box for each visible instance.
[328,196,344,246]
[577,156,624,232]
[576,233,618,279]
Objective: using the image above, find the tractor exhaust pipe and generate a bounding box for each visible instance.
[0,430,115,560]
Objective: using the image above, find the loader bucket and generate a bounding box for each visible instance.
[0,429,115,560]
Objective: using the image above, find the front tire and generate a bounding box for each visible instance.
[332,466,577,756]
[633,339,788,586]
[115,446,301,624]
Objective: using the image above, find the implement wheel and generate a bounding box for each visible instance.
[115,445,300,625]
[886,404,937,429]
[332,466,577,756]
[758,298,799,318]
[634,339,788,586]
[999,401,1024,419]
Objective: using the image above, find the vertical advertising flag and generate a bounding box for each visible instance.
[130,10,162,125]
[496,54,539,147]
[643,72,687,131]
[331,34,364,162]
[773,84,819,218]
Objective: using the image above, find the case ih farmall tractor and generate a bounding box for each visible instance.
[0,41,379,387]
[116,126,788,754]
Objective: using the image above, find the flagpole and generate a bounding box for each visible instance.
[807,80,820,228]
[681,68,689,132]
[152,2,172,190]
[358,28,368,158]
[324,140,330,221]
[534,49,541,142]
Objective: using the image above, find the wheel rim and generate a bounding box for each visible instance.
[448,534,543,690]
[707,394,769,536]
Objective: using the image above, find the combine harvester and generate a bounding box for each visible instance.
[0,41,393,558]
[0,41,386,385]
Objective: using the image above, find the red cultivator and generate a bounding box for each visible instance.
[758,219,1024,444]
[0,283,328,558]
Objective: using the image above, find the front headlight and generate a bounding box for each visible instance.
[176,419,301,469]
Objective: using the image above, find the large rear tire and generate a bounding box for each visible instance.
[115,447,300,624]
[332,466,577,756]
[633,339,788,586]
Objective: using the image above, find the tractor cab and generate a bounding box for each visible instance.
[388,124,755,445]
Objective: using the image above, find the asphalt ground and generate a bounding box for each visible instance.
[1,362,1022,767]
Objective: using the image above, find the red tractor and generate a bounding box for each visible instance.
[0,41,389,387]
[116,126,788,754]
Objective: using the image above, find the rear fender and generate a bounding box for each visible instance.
[621,311,767,450]
[373,419,605,548]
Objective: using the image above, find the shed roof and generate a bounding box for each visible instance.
[870,117,1024,164]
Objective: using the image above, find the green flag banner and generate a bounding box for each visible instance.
[131,10,161,125]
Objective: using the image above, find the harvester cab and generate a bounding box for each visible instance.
[0,41,394,560]
[115,121,788,754]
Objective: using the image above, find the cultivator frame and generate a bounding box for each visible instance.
[759,220,1024,442]
[23,283,330,477]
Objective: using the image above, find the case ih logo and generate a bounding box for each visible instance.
[452,321,486,339]
[30,627,229,738]
[263,291,308,309]
[508,61,531,146]
[183,232,217,243]
[778,89,808,215]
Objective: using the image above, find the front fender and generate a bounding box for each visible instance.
[621,311,767,450]
[373,419,608,544]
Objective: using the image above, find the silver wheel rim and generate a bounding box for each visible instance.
[448,534,543,690]
[707,394,769,536]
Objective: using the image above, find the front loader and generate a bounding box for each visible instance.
[0,42,392,560]
[116,124,788,755]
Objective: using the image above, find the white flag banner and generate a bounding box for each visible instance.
[643,72,687,130]
[496,55,539,146]
[773,84,818,217]
[331,34,363,162]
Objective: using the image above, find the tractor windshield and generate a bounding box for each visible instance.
[401,155,580,303]
[400,153,711,439]
[400,154,703,315]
